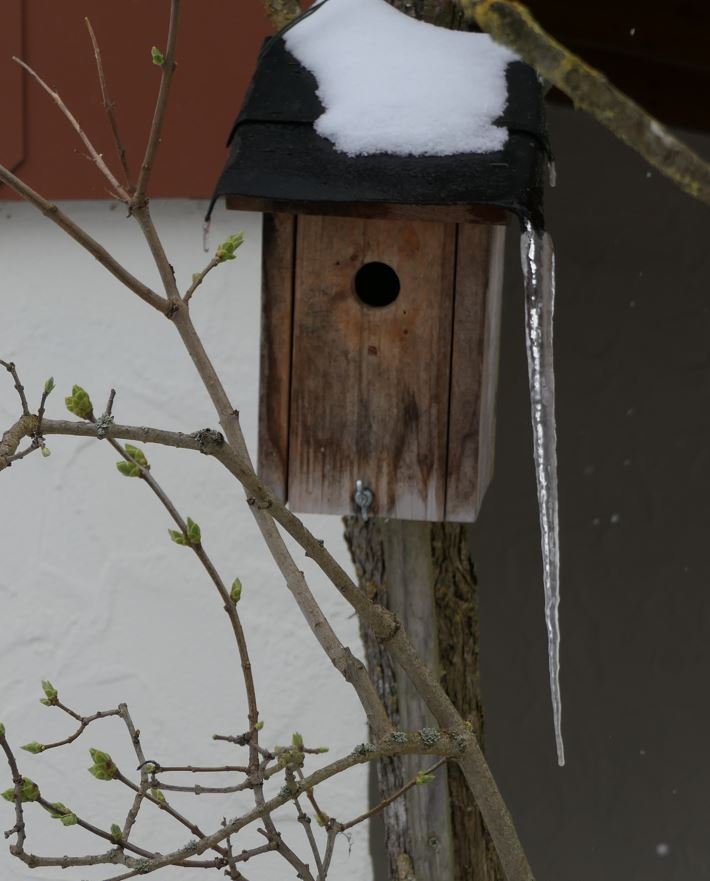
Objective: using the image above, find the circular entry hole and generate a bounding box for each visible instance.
[354,262,401,308]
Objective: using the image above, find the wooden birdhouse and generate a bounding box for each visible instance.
[212,30,547,522]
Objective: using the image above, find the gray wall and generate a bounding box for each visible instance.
[472,104,710,879]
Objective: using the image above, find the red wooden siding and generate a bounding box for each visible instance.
[0,0,273,200]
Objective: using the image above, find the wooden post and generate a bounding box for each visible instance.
[344,518,504,881]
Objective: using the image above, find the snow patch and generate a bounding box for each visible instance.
[284,0,518,157]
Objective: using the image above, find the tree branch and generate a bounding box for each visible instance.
[133,0,181,202]
[0,167,166,311]
[260,0,303,30]
[85,18,132,188]
[13,57,130,201]
[460,0,710,206]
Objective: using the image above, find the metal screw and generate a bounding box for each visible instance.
[353,480,374,522]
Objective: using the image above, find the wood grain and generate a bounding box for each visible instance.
[288,215,456,520]
[257,213,295,500]
[445,224,506,521]
[225,196,508,226]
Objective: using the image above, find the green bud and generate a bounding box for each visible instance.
[215,232,245,262]
[186,517,201,545]
[43,377,55,396]
[291,732,303,748]
[124,444,148,467]
[40,444,51,458]
[151,787,166,804]
[314,746,329,754]
[151,46,165,66]
[88,748,118,781]
[230,578,242,603]
[116,461,141,477]
[415,771,435,786]
[21,742,44,755]
[41,680,58,704]
[2,777,40,802]
[168,529,187,546]
[111,823,123,843]
[254,720,264,731]
[0,723,5,738]
[46,802,77,825]
[65,385,94,421]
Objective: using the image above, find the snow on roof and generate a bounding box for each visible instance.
[284,0,518,157]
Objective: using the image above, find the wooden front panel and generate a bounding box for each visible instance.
[445,224,506,522]
[288,215,456,520]
[258,213,295,500]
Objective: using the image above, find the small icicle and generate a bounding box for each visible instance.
[520,220,564,766]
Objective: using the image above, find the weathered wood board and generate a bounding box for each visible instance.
[257,213,296,501]
[257,213,506,522]
[288,215,456,521]
[445,224,505,521]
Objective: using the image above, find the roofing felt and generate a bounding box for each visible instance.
[212,35,549,230]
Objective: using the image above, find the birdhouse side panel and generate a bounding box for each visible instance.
[258,213,296,501]
[288,215,456,520]
[445,223,506,521]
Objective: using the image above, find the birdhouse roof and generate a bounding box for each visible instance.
[212,34,548,228]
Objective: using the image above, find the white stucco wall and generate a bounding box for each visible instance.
[0,199,369,880]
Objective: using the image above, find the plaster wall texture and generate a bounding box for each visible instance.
[0,200,369,880]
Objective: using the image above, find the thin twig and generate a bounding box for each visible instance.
[133,0,181,202]
[0,361,29,415]
[13,57,130,201]
[156,764,250,774]
[294,796,324,880]
[85,18,132,188]
[0,166,165,312]
[39,707,121,751]
[184,257,220,304]
[339,758,447,831]
[0,731,25,849]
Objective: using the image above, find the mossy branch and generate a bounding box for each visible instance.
[460,0,710,206]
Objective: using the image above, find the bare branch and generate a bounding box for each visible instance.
[133,0,181,202]
[184,256,220,304]
[294,796,324,879]
[0,361,29,415]
[339,758,447,832]
[85,18,132,188]
[0,730,25,849]
[0,166,166,311]
[13,57,130,201]
[39,707,122,752]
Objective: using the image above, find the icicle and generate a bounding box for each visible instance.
[520,220,564,767]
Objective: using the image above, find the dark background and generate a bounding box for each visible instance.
[471,105,710,880]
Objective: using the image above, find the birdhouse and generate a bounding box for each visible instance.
[212,24,547,522]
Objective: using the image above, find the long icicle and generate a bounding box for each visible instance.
[521,220,564,766]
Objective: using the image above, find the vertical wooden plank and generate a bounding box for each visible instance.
[445,223,506,522]
[257,213,295,501]
[289,215,456,520]
[0,0,24,174]
[382,522,455,880]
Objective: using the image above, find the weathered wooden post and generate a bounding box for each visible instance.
[212,8,546,877]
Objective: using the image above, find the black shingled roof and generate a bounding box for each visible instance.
[212,36,549,230]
